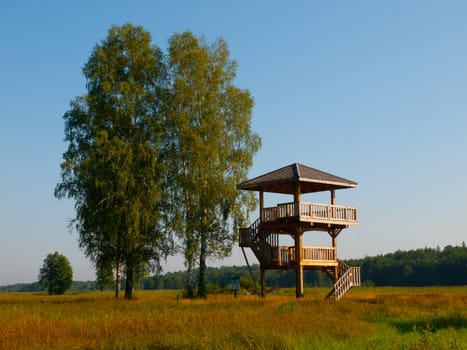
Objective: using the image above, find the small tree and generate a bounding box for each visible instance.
[38,252,73,295]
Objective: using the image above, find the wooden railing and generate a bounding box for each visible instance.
[303,246,336,261]
[262,207,278,222]
[262,201,357,224]
[273,247,294,266]
[239,217,260,247]
[240,218,339,267]
[240,219,280,265]
[273,246,336,266]
[333,266,361,301]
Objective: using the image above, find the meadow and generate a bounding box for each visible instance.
[0,287,465,349]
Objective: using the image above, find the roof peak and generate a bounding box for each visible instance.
[294,163,301,178]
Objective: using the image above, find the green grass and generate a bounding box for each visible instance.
[0,287,465,349]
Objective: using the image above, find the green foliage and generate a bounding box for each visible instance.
[70,281,100,292]
[3,244,465,293]
[0,282,42,292]
[162,31,261,297]
[56,24,259,300]
[95,260,114,291]
[141,264,331,292]
[55,24,171,299]
[141,244,466,292]
[347,244,467,286]
[38,252,73,295]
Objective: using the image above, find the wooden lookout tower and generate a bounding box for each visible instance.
[238,163,361,300]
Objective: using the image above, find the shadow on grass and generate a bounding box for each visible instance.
[392,314,467,334]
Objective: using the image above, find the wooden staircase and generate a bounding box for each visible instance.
[325,261,361,301]
[239,218,279,266]
[241,219,361,300]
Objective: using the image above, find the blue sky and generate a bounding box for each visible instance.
[1,1,466,285]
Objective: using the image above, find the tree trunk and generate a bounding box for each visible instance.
[115,263,121,298]
[198,236,207,298]
[125,265,133,300]
[186,257,195,298]
[185,225,196,298]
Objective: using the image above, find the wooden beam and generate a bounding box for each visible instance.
[260,266,266,298]
[295,265,304,298]
[330,189,336,205]
[331,190,336,221]
[259,191,264,223]
[331,230,338,282]
[295,230,304,298]
[294,182,301,203]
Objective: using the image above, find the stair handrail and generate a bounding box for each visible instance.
[333,266,361,301]
[241,218,283,265]
[239,217,261,247]
[338,260,349,276]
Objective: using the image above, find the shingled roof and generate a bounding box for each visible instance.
[237,163,357,194]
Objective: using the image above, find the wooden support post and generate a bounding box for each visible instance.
[331,189,336,220]
[294,183,301,202]
[259,191,264,223]
[294,183,301,216]
[295,230,304,298]
[332,231,338,283]
[260,266,266,298]
[295,265,304,298]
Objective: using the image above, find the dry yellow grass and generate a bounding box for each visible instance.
[0,287,465,349]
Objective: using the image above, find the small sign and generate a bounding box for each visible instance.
[231,277,240,290]
[231,277,240,298]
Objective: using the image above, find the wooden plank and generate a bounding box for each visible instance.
[302,260,338,267]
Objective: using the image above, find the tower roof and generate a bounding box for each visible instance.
[237,163,357,194]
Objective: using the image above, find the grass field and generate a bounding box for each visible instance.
[0,287,465,349]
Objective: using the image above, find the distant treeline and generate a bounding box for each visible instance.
[348,244,467,287]
[142,244,467,289]
[141,265,332,291]
[0,281,100,293]
[1,244,465,292]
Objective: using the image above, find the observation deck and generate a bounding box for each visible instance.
[237,163,360,299]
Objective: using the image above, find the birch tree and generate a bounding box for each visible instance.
[55,24,171,299]
[163,32,261,297]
